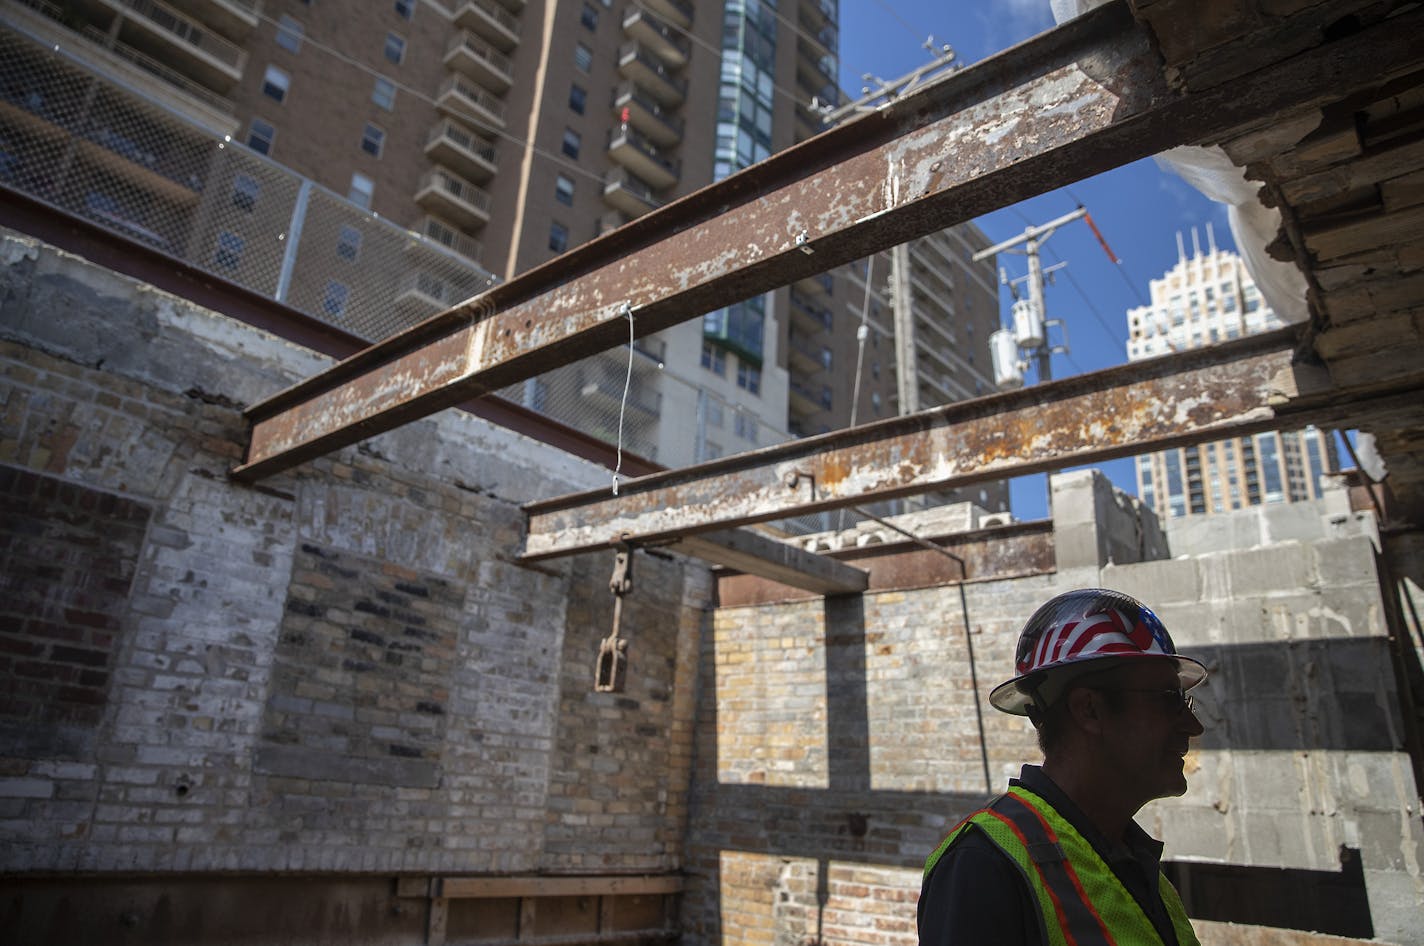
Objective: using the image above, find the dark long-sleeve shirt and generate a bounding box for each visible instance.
[917,765,1181,946]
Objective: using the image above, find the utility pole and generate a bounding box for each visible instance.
[973,207,1085,386]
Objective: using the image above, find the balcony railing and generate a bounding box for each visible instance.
[436,74,507,127]
[444,30,514,90]
[452,0,520,50]
[612,81,683,144]
[621,6,690,65]
[110,0,245,70]
[617,42,687,104]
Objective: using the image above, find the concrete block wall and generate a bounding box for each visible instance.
[683,470,1424,946]
[0,232,706,892]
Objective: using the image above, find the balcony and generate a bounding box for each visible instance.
[788,379,826,418]
[410,215,484,264]
[582,373,661,417]
[617,43,686,106]
[786,332,828,376]
[796,270,834,298]
[799,0,837,29]
[607,124,679,190]
[795,43,837,91]
[598,210,632,236]
[621,7,689,68]
[789,287,833,333]
[435,75,506,134]
[90,0,247,90]
[640,0,692,30]
[424,119,497,183]
[452,0,520,52]
[612,82,683,147]
[444,31,514,94]
[167,0,259,40]
[414,167,492,230]
[603,167,664,219]
[395,270,457,318]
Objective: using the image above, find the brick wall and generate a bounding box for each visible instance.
[0,466,149,747]
[0,232,708,891]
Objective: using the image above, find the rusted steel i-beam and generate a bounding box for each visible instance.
[228,1,1421,482]
[520,327,1368,560]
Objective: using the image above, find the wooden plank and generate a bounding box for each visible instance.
[440,875,685,900]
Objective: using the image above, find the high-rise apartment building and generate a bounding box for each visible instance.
[1127,227,1337,517]
[0,0,1004,510]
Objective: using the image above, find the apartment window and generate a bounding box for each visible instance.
[569,83,587,114]
[262,65,290,103]
[580,3,598,28]
[554,174,575,206]
[561,128,581,159]
[372,76,396,109]
[337,225,362,262]
[323,281,349,316]
[385,32,406,64]
[574,42,592,73]
[214,231,243,270]
[247,118,275,155]
[701,341,726,376]
[361,122,385,157]
[734,413,757,444]
[349,172,374,210]
[276,15,303,52]
[549,221,569,253]
[394,0,414,19]
[741,363,762,395]
[231,174,259,211]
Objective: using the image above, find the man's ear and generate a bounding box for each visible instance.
[1065,686,1106,737]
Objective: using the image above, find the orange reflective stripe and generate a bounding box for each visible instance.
[983,808,1090,946]
[994,795,1116,946]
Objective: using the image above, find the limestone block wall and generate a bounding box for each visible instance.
[0,232,706,890]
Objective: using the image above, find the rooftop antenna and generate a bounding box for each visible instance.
[1191,227,1202,259]
[1206,221,1218,255]
[1176,231,1187,264]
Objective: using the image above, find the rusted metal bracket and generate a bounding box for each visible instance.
[226,2,1421,483]
[522,326,1424,560]
[595,542,634,692]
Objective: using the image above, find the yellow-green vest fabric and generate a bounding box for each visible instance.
[924,786,1199,946]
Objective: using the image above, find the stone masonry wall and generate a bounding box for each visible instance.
[0,232,706,890]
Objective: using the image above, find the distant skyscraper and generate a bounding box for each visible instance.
[1127,226,1336,517]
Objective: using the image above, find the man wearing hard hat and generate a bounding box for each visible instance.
[918,588,1206,946]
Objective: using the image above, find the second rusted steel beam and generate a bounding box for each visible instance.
[520,328,1363,559]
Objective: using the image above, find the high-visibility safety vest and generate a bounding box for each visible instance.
[923,787,1200,946]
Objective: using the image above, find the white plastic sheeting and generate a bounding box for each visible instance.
[1048,0,1310,324]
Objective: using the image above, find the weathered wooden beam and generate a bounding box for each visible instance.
[437,875,684,899]
[523,327,1424,560]
[229,2,1422,482]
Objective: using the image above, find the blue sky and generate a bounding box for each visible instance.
[836,1,1235,520]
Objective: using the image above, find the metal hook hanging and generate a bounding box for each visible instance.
[595,541,634,692]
